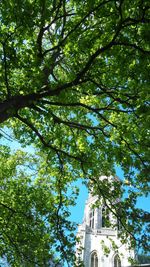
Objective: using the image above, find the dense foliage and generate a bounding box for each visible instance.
[0,146,77,266]
[0,0,149,266]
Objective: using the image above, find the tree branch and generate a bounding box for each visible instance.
[113,41,150,54]
[15,113,86,163]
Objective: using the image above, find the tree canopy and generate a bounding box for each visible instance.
[0,0,150,266]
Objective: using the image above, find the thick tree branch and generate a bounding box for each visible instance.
[0,79,85,123]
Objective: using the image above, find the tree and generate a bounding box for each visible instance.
[0,0,149,265]
[0,146,77,266]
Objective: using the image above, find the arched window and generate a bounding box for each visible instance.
[91,252,98,267]
[89,209,95,229]
[102,206,110,227]
[114,254,121,267]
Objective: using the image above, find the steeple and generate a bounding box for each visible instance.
[76,176,134,267]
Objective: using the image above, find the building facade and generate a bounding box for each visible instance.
[76,177,135,267]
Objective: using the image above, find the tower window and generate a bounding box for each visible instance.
[114,254,121,267]
[102,206,110,228]
[89,209,94,229]
[117,218,122,231]
[91,252,98,267]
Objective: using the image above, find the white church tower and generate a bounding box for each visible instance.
[76,176,135,267]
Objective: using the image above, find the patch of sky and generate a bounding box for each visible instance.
[0,257,8,267]
[115,165,150,213]
[0,127,35,154]
[67,112,76,119]
[86,113,99,126]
